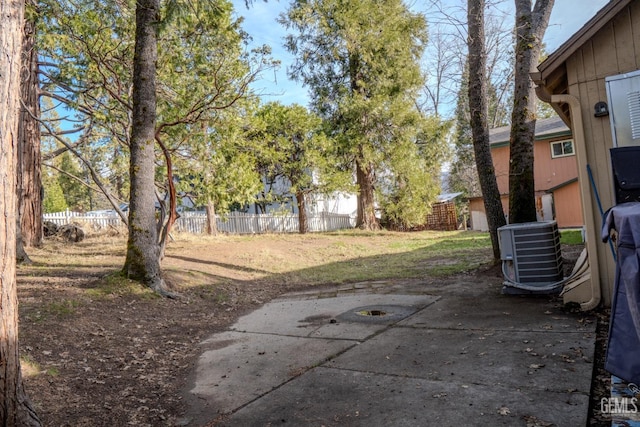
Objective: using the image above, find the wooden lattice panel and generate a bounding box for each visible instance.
[426,201,458,231]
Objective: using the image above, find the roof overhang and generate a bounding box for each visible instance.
[532,0,633,126]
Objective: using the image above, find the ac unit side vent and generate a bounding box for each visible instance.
[498,221,564,286]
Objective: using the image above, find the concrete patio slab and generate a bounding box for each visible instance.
[191,331,356,416]
[399,293,594,333]
[185,280,597,427]
[230,293,439,339]
[326,327,594,392]
[223,366,589,427]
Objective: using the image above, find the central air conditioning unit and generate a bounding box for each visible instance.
[497,221,564,294]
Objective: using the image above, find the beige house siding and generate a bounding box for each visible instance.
[562,3,640,306]
[534,0,640,307]
[552,181,584,228]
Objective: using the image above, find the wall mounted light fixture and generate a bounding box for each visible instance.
[594,101,609,117]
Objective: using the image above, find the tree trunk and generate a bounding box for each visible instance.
[205,201,218,235]
[16,216,31,265]
[17,0,42,249]
[508,0,554,224]
[355,159,380,231]
[467,0,507,260]
[349,52,379,232]
[295,191,308,234]
[0,1,41,424]
[156,138,178,261]
[123,0,168,295]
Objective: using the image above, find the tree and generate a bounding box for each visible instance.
[448,56,510,201]
[0,0,41,423]
[41,168,68,213]
[420,27,460,118]
[38,0,138,222]
[18,0,43,250]
[281,0,432,230]
[56,152,93,210]
[448,62,481,200]
[38,0,276,227]
[123,0,270,290]
[122,0,167,294]
[467,0,506,260]
[252,102,340,234]
[422,0,514,124]
[484,10,514,128]
[38,0,276,266]
[380,116,450,229]
[507,0,553,223]
[153,2,275,240]
[174,107,263,235]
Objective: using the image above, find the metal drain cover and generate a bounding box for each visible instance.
[356,309,388,317]
[336,304,418,324]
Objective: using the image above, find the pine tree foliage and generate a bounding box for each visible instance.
[448,59,509,204]
[448,63,480,198]
[37,0,276,220]
[281,0,446,230]
[173,105,263,219]
[42,170,68,213]
[249,102,351,233]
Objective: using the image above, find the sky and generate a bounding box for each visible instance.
[232,0,611,110]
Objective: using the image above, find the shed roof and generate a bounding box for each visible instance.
[436,192,463,203]
[546,177,579,193]
[489,115,571,146]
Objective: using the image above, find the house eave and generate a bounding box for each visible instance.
[537,0,632,81]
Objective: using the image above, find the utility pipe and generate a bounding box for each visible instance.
[534,83,602,310]
[550,93,601,311]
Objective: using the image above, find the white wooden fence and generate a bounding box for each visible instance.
[43,210,355,234]
[44,210,122,230]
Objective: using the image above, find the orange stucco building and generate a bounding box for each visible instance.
[469,116,584,230]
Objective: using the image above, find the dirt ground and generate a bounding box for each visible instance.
[16,232,605,427]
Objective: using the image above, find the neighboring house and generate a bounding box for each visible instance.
[254,175,457,229]
[309,192,358,217]
[250,174,358,217]
[469,115,584,231]
[533,0,640,308]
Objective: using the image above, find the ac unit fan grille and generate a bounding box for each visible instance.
[498,221,564,285]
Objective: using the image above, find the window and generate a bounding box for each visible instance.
[628,91,640,139]
[550,140,574,158]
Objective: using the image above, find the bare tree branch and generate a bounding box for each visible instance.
[24,105,128,225]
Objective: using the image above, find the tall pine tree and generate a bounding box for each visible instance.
[281,0,438,230]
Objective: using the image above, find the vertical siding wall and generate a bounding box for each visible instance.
[564,2,640,303]
[488,139,582,228]
[469,195,509,231]
[552,181,584,228]
[491,146,510,194]
[491,140,579,196]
